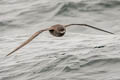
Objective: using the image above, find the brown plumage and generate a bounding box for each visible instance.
[6,24,114,56]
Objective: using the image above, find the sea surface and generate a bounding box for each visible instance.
[0,0,120,80]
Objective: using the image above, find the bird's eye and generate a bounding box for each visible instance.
[49,29,54,32]
[60,29,64,31]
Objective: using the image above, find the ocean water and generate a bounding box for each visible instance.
[0,0,120,80]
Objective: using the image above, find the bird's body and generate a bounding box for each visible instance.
[49,24,66,37]
[6,24,114,56]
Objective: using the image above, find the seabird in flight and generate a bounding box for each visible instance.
[6,24,114,56]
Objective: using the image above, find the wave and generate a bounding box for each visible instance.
[0,0,120,30]
[55,0,120,16]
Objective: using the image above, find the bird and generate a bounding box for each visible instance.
[6,24,114,56]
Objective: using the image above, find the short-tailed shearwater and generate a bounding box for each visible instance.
[6,24,114,56]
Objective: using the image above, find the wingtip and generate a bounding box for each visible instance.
[6,53,11,56]
[109,32,115,35]
[6,51,14,56]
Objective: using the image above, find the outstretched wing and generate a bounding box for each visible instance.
[6,28,50,56]
[64,24,114,34]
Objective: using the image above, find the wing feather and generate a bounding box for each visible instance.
[64,24,114,34]
[6,28,49,56]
